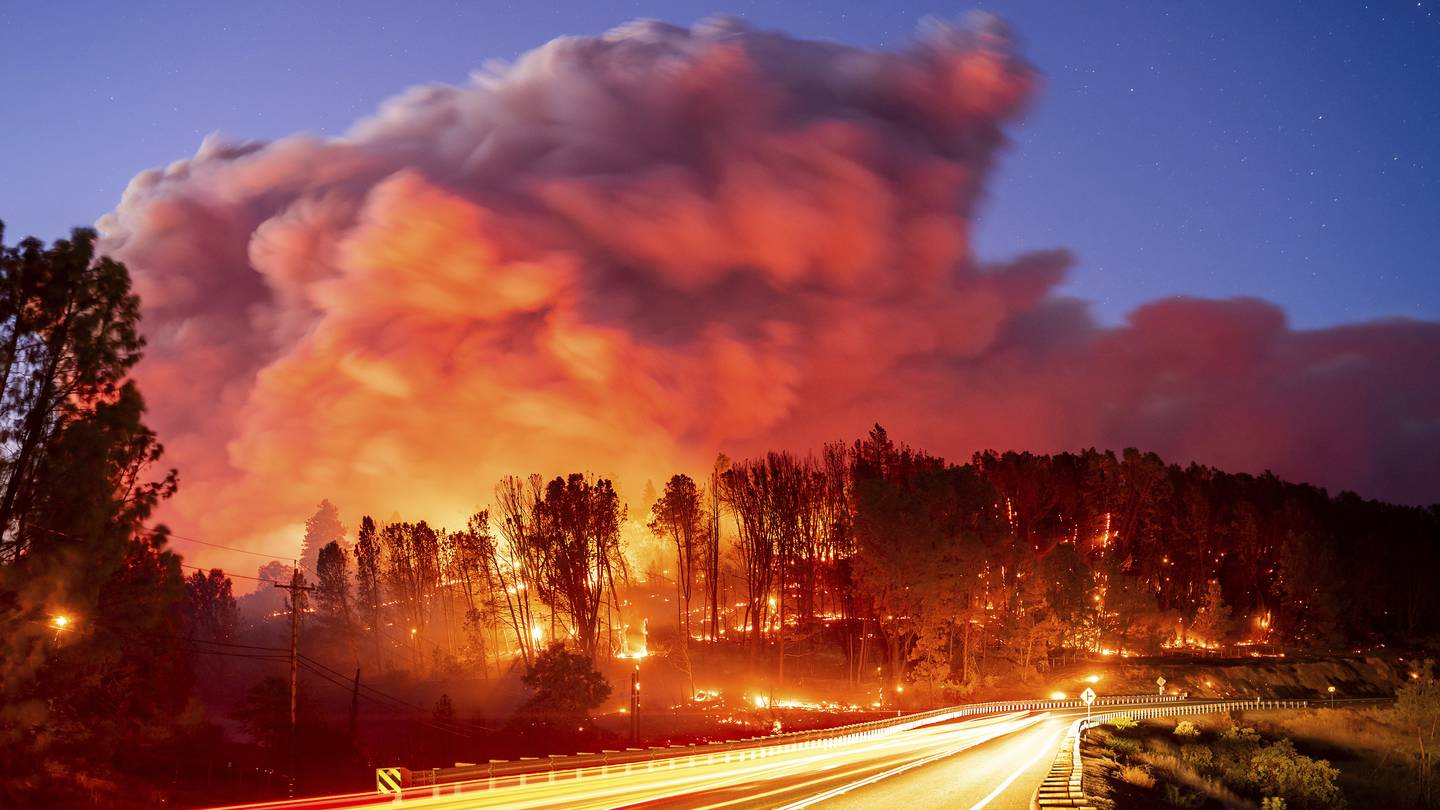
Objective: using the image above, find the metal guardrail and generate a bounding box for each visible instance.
[378,693,1185,795]
[1032,697,1395,810]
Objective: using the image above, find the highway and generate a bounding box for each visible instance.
[211,702,1148,810]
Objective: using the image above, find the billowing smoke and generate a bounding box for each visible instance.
[97,16,1440,571]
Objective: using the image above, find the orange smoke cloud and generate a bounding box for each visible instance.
[96,16,1439,573]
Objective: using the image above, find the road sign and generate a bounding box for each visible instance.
[1157,675,1167,695]
[1080,687,1096,705]
[377,767,406,795]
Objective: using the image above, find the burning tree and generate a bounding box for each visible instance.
[353,516,384,671]
[494,475,545,664]
[381,520,442,671]
[447,510,503,674]
[649,473,705,690]
[532,474,627,661]
[720,456,778,658]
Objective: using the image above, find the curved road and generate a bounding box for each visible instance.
[213,703,1155,810]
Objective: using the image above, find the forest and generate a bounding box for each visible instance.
[262,429,1440,701]
[2,225,1438,805]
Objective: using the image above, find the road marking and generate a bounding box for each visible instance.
[773,747,971,810]
[773,715,1046,810]
[966,728,1062,810]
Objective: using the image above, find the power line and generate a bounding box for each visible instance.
[151,526,295,561]
[300,655,441,714]
[189,648,290,662]
[178,636,290,654]
[180,562,277,584]
[295,659,475,738]
[29,521,295,563]
[25,524,286,591]
[296,654,489,734]
[29,524,290,587]
[105,625,472,731]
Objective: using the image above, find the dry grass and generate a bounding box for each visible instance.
[1117,764,1156,788]
[1263,707,1404,758]
[1253,707,1424,807]
[1135,750,1249,806]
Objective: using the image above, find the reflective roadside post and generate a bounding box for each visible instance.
[630,665,641,741]
[1081,686,1096,726]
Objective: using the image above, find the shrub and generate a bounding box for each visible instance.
[1261,798,1288,810]
[1109,737,1141,756]
[1109,715,1138,730]
[1180,743,1214,770]
[1220,724,1260,746]
[1246,739,1343,809]
[1164,784,1203,808]
[1173,720,1201,738]
[1119,764,1157,788]
[516,643,612,724]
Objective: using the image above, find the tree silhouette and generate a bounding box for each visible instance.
[300,499,345,578]
[649,474,704,663]
[517,644,612,725]
[184,568,238,643]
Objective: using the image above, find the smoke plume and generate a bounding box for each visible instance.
[97,16,1440,570]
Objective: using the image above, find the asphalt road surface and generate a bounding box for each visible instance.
[213,704,1144,810]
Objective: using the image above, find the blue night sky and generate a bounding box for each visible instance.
[2,1,1436,328]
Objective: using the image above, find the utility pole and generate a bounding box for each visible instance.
[274,566,314,798]
[349,668,362,739]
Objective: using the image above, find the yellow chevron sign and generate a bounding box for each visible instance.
[376,767,406,794]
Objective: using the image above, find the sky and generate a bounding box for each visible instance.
[2,0,1437,328]
[13,0,1435,577]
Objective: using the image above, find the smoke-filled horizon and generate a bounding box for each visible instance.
[96,15,1440,576]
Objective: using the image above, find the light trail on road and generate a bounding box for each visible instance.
[209,702,1166,810]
